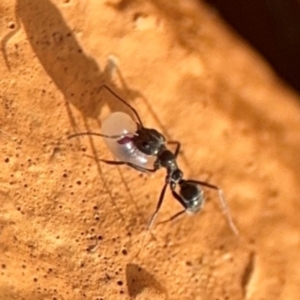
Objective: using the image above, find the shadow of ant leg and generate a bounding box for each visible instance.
[103,55,119,82]
[135,181,169,257]
[1,12,21,70]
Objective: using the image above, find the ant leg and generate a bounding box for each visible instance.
[147,181,169,230]
[99,84,144,127]
[155,186,187,225]
[157,210,185,225]
[170,187,187,208]
[155,187,187,226]
[68,131,137,140]
[94,159,125,166]
[84,154,158,172]
[186,180,239,236]
[127,163,158,173]
[167,141,181,157]
[136,181,169,257]
[84,155,126,166]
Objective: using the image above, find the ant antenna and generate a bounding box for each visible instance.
[99,84,144,127]
[68,131,138,140]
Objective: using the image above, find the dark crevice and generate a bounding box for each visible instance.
[241,251,256,297]
[204,0,300,94]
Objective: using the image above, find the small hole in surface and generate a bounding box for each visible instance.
[117,280,123,286]
[8,22,15,29]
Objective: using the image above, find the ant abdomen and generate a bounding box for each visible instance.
[179,182,204,214]
[101,112,156,169]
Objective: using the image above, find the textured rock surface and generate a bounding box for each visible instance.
[1,0,300,299]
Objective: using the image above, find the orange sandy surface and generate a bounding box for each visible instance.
[1,1,300,299]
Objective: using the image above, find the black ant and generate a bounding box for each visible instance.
[69,84,239,236]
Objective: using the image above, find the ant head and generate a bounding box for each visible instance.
[134,128,165,156]
[179,181,204,213]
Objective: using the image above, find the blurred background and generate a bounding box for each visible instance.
[204,0,300,93]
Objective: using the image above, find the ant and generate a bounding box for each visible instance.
[69,84,239,236]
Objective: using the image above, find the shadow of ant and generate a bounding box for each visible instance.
[126,263,168,299]
[0,0,147,235]
[1,0,136,119]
